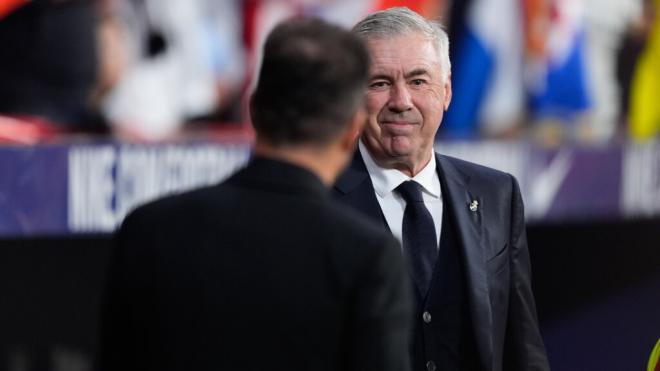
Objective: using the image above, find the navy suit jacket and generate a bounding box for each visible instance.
[333,151,550,371]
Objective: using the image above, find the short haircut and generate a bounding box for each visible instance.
[352,7,451,81]
[251,18,370,146]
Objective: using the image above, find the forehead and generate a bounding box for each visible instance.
[365,34,440,76]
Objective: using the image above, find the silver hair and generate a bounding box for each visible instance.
[352,7,451,81]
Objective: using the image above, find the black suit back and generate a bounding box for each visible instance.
[98,157,412,371]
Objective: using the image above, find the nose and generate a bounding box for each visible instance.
[387,84,413,113]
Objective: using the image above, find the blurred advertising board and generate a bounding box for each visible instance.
[1,140,659,236]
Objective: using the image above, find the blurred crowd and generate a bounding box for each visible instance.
[0,0,658,144]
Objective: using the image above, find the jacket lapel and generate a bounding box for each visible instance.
[333,151,390,232]
[436,154,493,369]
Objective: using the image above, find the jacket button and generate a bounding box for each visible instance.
[426,360,436,371]
[422,311,432,323]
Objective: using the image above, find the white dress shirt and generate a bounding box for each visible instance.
[359,141,443,247]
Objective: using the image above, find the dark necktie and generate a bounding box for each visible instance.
[396,181,438,296]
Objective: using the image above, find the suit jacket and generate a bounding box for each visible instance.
[333,151,550,371]
[97,157,412,371]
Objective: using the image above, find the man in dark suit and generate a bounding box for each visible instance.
[97,19,412,371]
[333,8,550,371]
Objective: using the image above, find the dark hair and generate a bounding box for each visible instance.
[251,18,370,146]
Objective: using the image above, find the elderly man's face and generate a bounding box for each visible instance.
[361,33,451,175]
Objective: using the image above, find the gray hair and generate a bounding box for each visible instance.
[352,7,451,81]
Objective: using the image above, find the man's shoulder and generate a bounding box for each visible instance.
[436,152,515,187]
[119,183,227,232]
[436,152,509,178]
[318,192,390,243]
[318,200,401,268]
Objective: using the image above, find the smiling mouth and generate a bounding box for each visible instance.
[381,121,416,126]
[381,121,416,134]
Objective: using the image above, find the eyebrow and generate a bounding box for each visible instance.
[369,73,392,81]
[369,68,430,81]
[404,68,430,79]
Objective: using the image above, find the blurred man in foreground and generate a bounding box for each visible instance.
[97,18,411,371]
[334,7,550,371]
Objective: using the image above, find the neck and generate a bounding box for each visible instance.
[254,141,342,186]
[390,154,432,177]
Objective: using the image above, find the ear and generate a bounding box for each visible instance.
[443,75,452,111]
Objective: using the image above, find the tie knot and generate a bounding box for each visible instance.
[396,181,424,203]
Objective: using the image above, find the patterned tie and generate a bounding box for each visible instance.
[396,181,438,296]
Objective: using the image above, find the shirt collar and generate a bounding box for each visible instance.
[358,140,441,199]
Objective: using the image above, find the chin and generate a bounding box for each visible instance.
[388,141,414,155]
[386,147,412,159]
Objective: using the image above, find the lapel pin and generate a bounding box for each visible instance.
[469,200,479,212]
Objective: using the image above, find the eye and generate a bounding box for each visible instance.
[410,79,426,86]
[369,81,389,90]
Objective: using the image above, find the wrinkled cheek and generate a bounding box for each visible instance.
[360,120,383,152]
[363,119,381,140]
[367,97,386,123]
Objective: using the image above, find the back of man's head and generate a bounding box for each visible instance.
[251,18,370,147]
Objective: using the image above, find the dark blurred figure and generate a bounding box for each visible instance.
[97,18,412,371]
[582,0,644,143]
[103,0,245,140]
[0,0,117,133]
[628,0,660,140]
